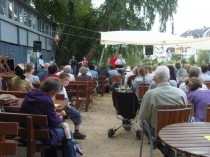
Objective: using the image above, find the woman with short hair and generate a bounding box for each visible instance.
[24,62,40,84]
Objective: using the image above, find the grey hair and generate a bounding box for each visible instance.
[154,65,170,81]
[63,65,71,73]
[79,67,88,74]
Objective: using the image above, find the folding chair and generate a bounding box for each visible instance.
[137,84,150,102]
[108,91,141,139]
[205,104,210,122]
[139,104,193,157]
[0,122,18,157]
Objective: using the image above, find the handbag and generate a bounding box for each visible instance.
[0,94,19,106]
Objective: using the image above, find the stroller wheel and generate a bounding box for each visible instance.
[136,130,141,140]
[108,128,114,138]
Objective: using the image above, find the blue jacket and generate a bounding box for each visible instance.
[20,89,62,146]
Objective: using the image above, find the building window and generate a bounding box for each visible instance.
[28,12,32,27]
[42,21,44,33]
[2,0,6,16]
[19,6,23,23]
[46,24,49,35]
[8,0,12,19]
[32,14,37,30]
[14,2,18,21]
[23,8,27,25]
[39,20,41,32]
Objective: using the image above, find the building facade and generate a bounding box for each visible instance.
[0,0,56,65]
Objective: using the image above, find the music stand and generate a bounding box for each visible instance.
[116,65,123,69]
[71,61,78,66]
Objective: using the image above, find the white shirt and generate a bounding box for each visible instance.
[59,87,68,100]
[68,73,75,81]
[38,58,44,66]
[200,73,210,81]
[115,58,126,70]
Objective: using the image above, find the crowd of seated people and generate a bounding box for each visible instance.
[4,59,210,156]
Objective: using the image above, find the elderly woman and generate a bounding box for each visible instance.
[187,77,210,122]
[77,67,92,81]
[24,62,40,84]
[63,65,75,81]
[7,64,34,92]
[179,66,207,94]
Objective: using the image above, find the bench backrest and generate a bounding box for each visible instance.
[0,112,49,157]
[0,91,26,98]
[205,104,210,122]
[205,81,210,89]
[0,122,18,157]
[112,75,121,84]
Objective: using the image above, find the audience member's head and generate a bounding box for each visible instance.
[137,66,147,76]
[188,66,200,78]
[167,65,176,81]
[152,64,158,71]
[130,65,134,71]
[79,67,88,74]
[58,66,64,72]
[147,66,152,73]
[186,65,192,73]
[185,77,202,92]
[82,64,88,68]
[44,63,50,70]
[15,64,26,79]
[51,57,55,61]
[178,68,188,78]
[154,66,170,83]
[48,64,58,74]
[39,77,63,97]
[175,62,181,70]
[25,63,34,73]
[63,65,71,73]
[89,64,95,70]
[59,72,70,86]
[109,65,114,70]
[201,64,208,73]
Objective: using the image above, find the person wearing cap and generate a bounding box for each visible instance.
[77,67,92,81]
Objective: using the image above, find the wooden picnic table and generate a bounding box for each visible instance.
[159,122,210,157]
[3,98,67,112]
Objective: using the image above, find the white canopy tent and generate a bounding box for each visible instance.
[100,31,210,50]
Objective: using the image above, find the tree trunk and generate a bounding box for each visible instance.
[99,46,105,67]
[86,40,100,61]
[103,45,112,66]
[115,45,121,56]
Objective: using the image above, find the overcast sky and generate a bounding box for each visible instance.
[92,0,210,35]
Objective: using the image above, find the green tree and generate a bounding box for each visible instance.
[171,53,180,61]
[197,50,208,66]
[189,55,196,65]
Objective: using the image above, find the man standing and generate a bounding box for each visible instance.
[69,56,77,75]
[115,54,126,85]
[139,65,187,156]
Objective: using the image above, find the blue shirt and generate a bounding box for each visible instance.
[200,73,210,81]
[37,70,48,81]
[88,70,98,79]
[108,69,118,81]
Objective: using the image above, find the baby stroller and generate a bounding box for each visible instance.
[108,85,141,139]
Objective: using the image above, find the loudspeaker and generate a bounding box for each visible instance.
[33,41,42,52]
[145,46,153,55]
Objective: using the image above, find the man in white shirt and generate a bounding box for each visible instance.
[115,54,126,85]
[200,65,210,81]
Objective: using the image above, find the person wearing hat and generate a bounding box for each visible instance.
[77,67,92,81]
[7,64,34,92]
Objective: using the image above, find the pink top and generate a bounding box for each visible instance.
[82,60,88,65]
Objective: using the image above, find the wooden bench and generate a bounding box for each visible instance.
[32,83,40,89]
[68,81,94,112]
[0,91,27,98]
[137,84,150,102]
[0,112,50,157]
[205,81,210,89]
[0,122,18,157]
[98,76,108,96]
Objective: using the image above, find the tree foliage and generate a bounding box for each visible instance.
[189,55,195,65]
[197,50,209,66]
[23,0,179,66]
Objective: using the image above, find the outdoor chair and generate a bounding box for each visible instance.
[205,104,210,122]
[137,84,150,103]
[139,104,193,157]
[108,90,141,139]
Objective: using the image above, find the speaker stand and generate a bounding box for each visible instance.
[146,55,151,67]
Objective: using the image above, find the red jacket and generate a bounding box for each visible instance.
[110,57,117,70]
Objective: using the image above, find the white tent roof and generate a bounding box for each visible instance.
[100,31,210,50]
